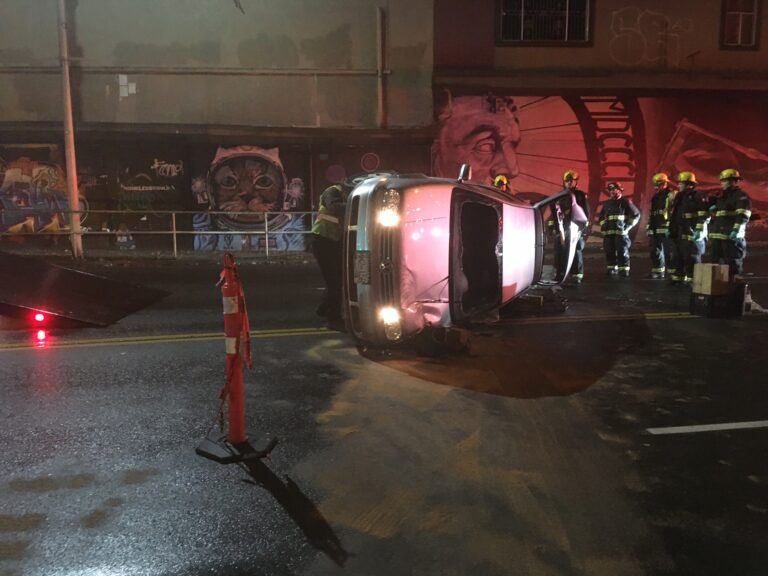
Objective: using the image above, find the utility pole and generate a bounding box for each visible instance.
[57,0,83,258]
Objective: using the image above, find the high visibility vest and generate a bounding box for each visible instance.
[311,185,343,241]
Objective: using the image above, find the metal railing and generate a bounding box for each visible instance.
[0,209,319,259]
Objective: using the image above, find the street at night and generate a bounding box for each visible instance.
[3,0,768,574]
[1,251,767,576]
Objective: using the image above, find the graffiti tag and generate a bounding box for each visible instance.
[609,7,693,67]
[151,159,184,178]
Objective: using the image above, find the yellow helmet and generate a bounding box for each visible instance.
[563,170,579,182]
[493,174,509,188]
[677,171,697,184]
[652,172,670,185]
[719,168,742,181]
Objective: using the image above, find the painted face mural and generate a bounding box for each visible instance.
[432,93,768,240]
[193,145,307,251]
[432,94,596,205]
[208,146,285,229]
[432,94,521,187]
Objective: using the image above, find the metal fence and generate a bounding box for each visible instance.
[0,209,318,259]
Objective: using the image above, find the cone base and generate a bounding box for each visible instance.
[195,429,278,465]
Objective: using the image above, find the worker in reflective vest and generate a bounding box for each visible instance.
[645,173,677,279]
[708,168,752,277]
[598,182,640,277]
[311,183,347,322]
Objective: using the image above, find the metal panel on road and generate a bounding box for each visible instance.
[0,252,168,326]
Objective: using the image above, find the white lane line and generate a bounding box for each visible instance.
[647,420,768,435]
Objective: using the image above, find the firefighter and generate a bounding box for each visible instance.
[597,182,640,277]
[493,174,510,194]
[708,168,752,277]
[311,182,348,322]
[669,171,710,284]
[546,170,591,283]
[645,173,677,279]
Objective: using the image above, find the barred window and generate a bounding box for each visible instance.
[499,0,591,44]
[721,0,760,48]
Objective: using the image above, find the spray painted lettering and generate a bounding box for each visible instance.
[609,7,694,67]
[151,159,184,178]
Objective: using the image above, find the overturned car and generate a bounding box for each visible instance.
[342,168,587,346]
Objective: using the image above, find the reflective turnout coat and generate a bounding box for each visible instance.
[670,188,710,241]
[598,197,641,236]
[647,188,675,237]
[709,186,752,241]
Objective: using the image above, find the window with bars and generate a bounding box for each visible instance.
[721,0,761,49]
[499,0,591,44]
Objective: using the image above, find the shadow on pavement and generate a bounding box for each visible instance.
[360,317,653,399]
[238,457,349,567]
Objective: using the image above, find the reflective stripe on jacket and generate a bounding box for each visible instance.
[598,197,640,236]
[311,184,345,241]
[647,188,675,236]
[708,186,752,240]
[670,188,710,241]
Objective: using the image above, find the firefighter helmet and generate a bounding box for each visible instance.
[719,168,742,181]
[677,171,697,184]
[606,182,624,193]
[652,173,670,186]
[493,174,509,188]
[563,170,579,182]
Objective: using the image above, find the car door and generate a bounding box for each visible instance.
[534,190,588,283]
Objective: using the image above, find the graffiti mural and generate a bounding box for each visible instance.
[192,145,308,251]
[654,118,768,237]
[432,93,597,205]
[0,147,87,240]
[118,154,184,213]
[432,93,768,240]
[609,7,694,67]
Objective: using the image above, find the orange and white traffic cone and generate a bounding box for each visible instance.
[196,253,277,464]
[218,253,251,445]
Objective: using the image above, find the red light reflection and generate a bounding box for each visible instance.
[34,313,46,322]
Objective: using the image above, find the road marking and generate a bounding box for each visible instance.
[0,312,697,351]
[0,327,333,352]
[647,420,768,435]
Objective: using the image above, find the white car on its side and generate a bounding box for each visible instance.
[342,168,586,346]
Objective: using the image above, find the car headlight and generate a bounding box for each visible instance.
[378,306,402,341]
[378,189,401,227]
[377,208,400,227]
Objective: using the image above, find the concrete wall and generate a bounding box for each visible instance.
[0,0,433,128]
[435,0,768,90]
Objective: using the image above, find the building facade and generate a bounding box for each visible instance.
[434,0,768,238]
[0,0,433,251]
[1,0,766,250]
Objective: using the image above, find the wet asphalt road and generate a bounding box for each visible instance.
[1,251,767,576]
